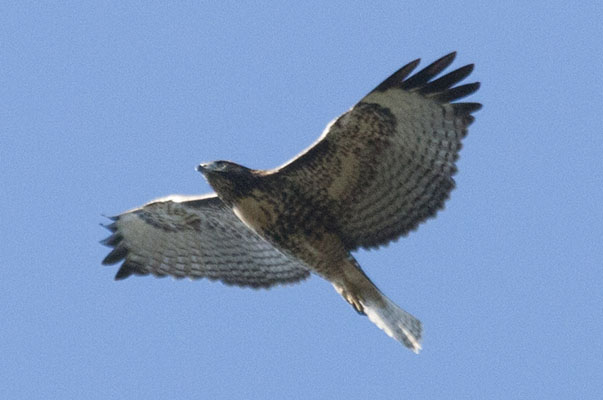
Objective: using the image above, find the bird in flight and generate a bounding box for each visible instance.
[101,52,481,352]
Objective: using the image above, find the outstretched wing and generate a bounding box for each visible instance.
[273,52,481,250]
[101,194,310,288]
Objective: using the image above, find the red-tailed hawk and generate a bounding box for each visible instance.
[102,52,481,352]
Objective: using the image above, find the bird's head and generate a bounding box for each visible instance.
[196,160,258,205]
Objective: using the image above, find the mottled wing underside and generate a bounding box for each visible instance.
[275,52,481,250]
[101,195,310,287]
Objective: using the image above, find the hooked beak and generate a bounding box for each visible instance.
[196,163,208,173]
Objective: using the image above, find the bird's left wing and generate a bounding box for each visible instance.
[272,52,481,251]
[101,194,310,288]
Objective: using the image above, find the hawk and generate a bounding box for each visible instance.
[101,52,481,352]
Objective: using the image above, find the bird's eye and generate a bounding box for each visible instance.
[212,161,229,171]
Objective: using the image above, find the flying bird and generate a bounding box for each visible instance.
[101,52,481,352]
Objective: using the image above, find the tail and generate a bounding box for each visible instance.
[331,257,422,353]
[361,291,422,353]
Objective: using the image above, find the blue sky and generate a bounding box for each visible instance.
[2,1,602,399]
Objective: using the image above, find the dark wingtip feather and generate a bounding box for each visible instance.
[420,63,474,95]
[452,102,482,115]
[372,58,421,92]
[435,82,480,102]
[400,52,457,90]
[102,244,128,265]
[101,221,118,233]
[443,50,457,60]
[115,259,149,280]
[115,264,135,280]
[100,233,123,247]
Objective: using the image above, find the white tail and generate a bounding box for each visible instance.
[361,292,422,353]
[331,256,423,353]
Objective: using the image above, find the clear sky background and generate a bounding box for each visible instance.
[2,1,602,399]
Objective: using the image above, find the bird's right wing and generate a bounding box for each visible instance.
[101,194,310,288]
